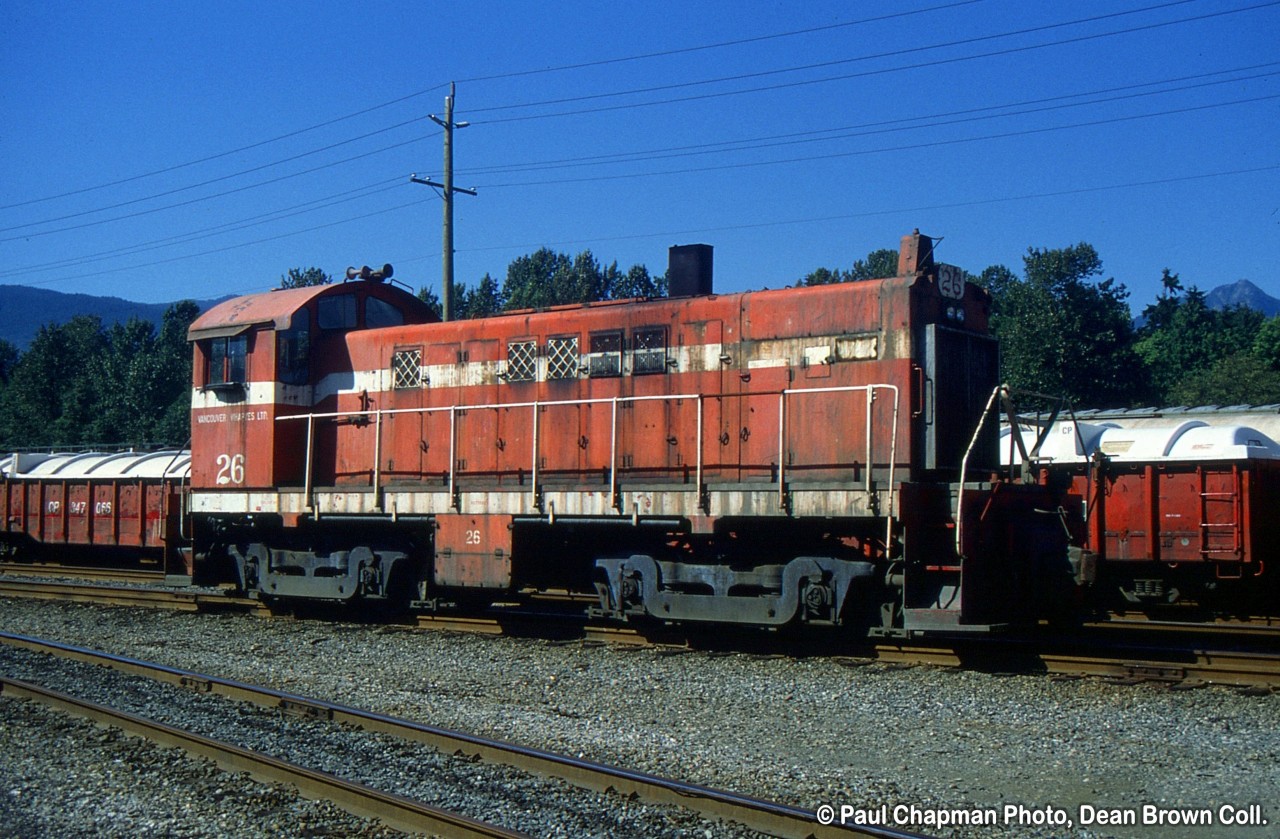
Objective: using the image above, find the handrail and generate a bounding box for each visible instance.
[956,384,1006,555]
[278,384,900,523]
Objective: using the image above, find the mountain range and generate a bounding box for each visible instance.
[0,278,1276,350]
[0,285,229,349]
[1203,279,1280,317]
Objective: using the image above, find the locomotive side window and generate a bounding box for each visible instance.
[547,336,580,380]
[276,320,310,386]
[506,340,537,382]
[632,327,668,375]
[207,334,248,386]
[317,293,358,330]
[588,331,623,377]
[392,348,423,389]
[366,297,404,328]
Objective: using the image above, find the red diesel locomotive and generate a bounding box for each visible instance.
[180,231,1074,634]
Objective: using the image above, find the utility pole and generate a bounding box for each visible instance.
[410,82,476,321]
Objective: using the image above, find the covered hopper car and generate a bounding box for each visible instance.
[1005,419,1280,611]
[0,450,191,575]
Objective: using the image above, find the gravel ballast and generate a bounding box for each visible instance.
[1,596,1277,838]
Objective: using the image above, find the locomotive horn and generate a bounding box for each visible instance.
[357,263,393,282]
[345,263,394,282]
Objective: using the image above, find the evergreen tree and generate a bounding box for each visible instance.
[985,244,1144,408]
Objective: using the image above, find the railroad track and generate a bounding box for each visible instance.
[0,675,526,838]
[0,631,919,839]
[0,561,167,584]
[865,634,1280,689]
[1,577,1277,688]
[417,610,1280,688]
[0,579,261,613]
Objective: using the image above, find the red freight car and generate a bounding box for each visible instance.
[187,233,1073,634]
[0,450,191,577]
[1010,419,1280,608]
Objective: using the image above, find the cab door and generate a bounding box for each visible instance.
[918,323,999,474]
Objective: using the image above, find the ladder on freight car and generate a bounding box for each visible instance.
[1199,463,1245,578]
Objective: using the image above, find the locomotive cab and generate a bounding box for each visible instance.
[187,273,435,495]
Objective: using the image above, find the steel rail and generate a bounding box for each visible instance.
[0,562,165,584]
[0,675,528,839]
[866,636,1280,688]
[0,631,924,839]
[416,611,651,646]
[0,579,259,612]
[1094,615,1280,634]
[1035,648,1280,686]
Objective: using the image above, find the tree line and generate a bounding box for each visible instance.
[415,247,666,318]
[976,244,1280,409]
[0,302,199,450]
[0,242,1273,450]
[798,242,1280,409]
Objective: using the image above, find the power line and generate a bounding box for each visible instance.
[443,163,1280,258]
[11,72,1273,277]
[5,5,1271,294]
[15,197,437,288]
[8,1,1262,238]
[0,4,983,213]
[26,163,1274,291]
[472,93,1280,189]
[455,0,986,83]
[470,0,1279,124]
[0,179,405,279]
[460,64,1280,176]
[1,118,434,234]
[0,89,448,213]
[0,133,437,243]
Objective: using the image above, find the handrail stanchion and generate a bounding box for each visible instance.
[609,398,619,510]
[865,387,875,495]
[448,407,457,508]
[956,384,1006,554]
[304,414,315,511]
[373,410,383,507]
[881,385,900,552]
[777,391,787,508]
[531,401,540,510]
[696,397,705,511]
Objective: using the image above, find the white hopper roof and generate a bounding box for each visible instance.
[1,450,191,480]
[1147,424,1280,461]
[999,421,1280,464]
[1000,421,1118,466]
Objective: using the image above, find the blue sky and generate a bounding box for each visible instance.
[2,0,1277,314]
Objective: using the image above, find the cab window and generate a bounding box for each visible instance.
[208,334,248,385]
[318,293,358,330]
[276,320,310,385]
[366,297,404,328]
